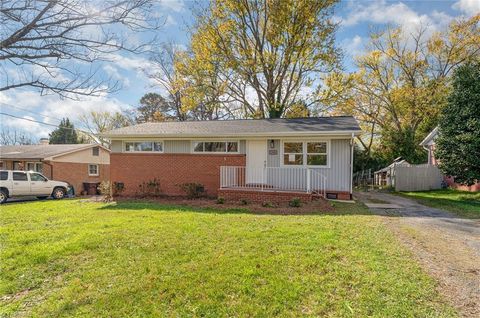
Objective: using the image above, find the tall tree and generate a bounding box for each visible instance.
[180,0,340,118]
[1,0,160,98]
[136,93,174,122]
[145,43,188,121]
[79,111,133,147]
[435,62,480,185]
[49,118,79,144]
[322,14,480,163]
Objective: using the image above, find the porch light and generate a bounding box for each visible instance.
[269,139,275,149]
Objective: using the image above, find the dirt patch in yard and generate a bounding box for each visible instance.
[113,196,336,214]
[356,191,480,317]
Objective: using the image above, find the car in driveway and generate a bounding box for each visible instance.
[0,170,71,204]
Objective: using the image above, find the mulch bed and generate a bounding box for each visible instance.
[113,196,335,215]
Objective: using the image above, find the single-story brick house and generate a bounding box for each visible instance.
[420,127,480,192]
[0,143,110,194]
[103,116,361,202]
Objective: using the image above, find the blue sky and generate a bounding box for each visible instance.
[0,0,478,138]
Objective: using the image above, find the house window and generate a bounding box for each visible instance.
[88,164,99,176]
[27,162,43,172]
[282,141,328,167]
[92,147,99,156]
[0,161,3,169]
[124,141,163,152]
[306,142,327,166]
[13,161,23,170]
[283,142,303,165]
[193,141,239,153]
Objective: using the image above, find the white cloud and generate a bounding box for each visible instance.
[342,35,364,55]
[112,54,151,71]
[0,90,131,138]
[340,0,452,34]
[103,64,131,88]
[159,0,184,12]
[452,0,480,16]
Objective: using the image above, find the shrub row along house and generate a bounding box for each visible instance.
[0,143,110,194]
[103,116,361,202]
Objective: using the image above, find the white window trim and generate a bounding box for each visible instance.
[190,140,240,154]
[280,140,330,168]
[26,162,43,172]
[122,140,164,153]
[88,164,99,176]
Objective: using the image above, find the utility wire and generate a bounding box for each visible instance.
[0,102,67,123]
[0,101,97,138]
[0,112,96,136]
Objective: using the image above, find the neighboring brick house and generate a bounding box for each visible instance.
[420,127,480,192]
[0,143,110,194]
[103,117,362,202]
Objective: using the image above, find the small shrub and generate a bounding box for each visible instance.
[137,178,161,198]
[262,201,275,208]
[179,183,205,199]
[216,197,225,204]
[289,198,302,208]
[97,181,113,202]
[239,199,249,205]
[112,182,125,196]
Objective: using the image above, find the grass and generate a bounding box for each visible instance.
[0,199,455,317]
[398,189,480,219]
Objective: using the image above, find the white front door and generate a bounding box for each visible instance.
[246,140,267,184]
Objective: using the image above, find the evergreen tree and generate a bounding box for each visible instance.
[435,62,480,185]
[49,118,79,144]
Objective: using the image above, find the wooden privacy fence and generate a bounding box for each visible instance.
[394,164,443,191]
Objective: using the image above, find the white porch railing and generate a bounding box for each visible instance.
[220,166,326,197]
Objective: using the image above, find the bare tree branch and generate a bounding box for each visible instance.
[1,0,162,98]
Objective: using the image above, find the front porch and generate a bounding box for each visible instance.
[219,166,327,197]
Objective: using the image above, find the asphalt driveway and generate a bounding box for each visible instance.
[356,191,480,317]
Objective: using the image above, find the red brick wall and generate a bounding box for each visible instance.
[218,189,351,203]
[444,176,480,192]
[110,153,246,196]
[328,191,351,200]
[48,161,110,194]
[218,189,312,204]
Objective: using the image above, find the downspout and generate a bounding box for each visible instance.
[350,133,354,199]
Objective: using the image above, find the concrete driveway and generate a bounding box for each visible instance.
[355,191,480,317]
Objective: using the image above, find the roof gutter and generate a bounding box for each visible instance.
[102,130,363,139]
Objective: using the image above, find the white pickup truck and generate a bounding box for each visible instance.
[0,170,71,204]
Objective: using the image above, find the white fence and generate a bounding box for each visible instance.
[394,164,444,191]
[220,166,326,196]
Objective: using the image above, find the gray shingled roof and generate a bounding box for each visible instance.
[0,144,93,159]
[103,116,361,137]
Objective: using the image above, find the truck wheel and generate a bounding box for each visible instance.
[0,189,7,204]
[52,187,66,199]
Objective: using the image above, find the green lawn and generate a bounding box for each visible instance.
[1,200,455,317]
[398,189,480,219]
